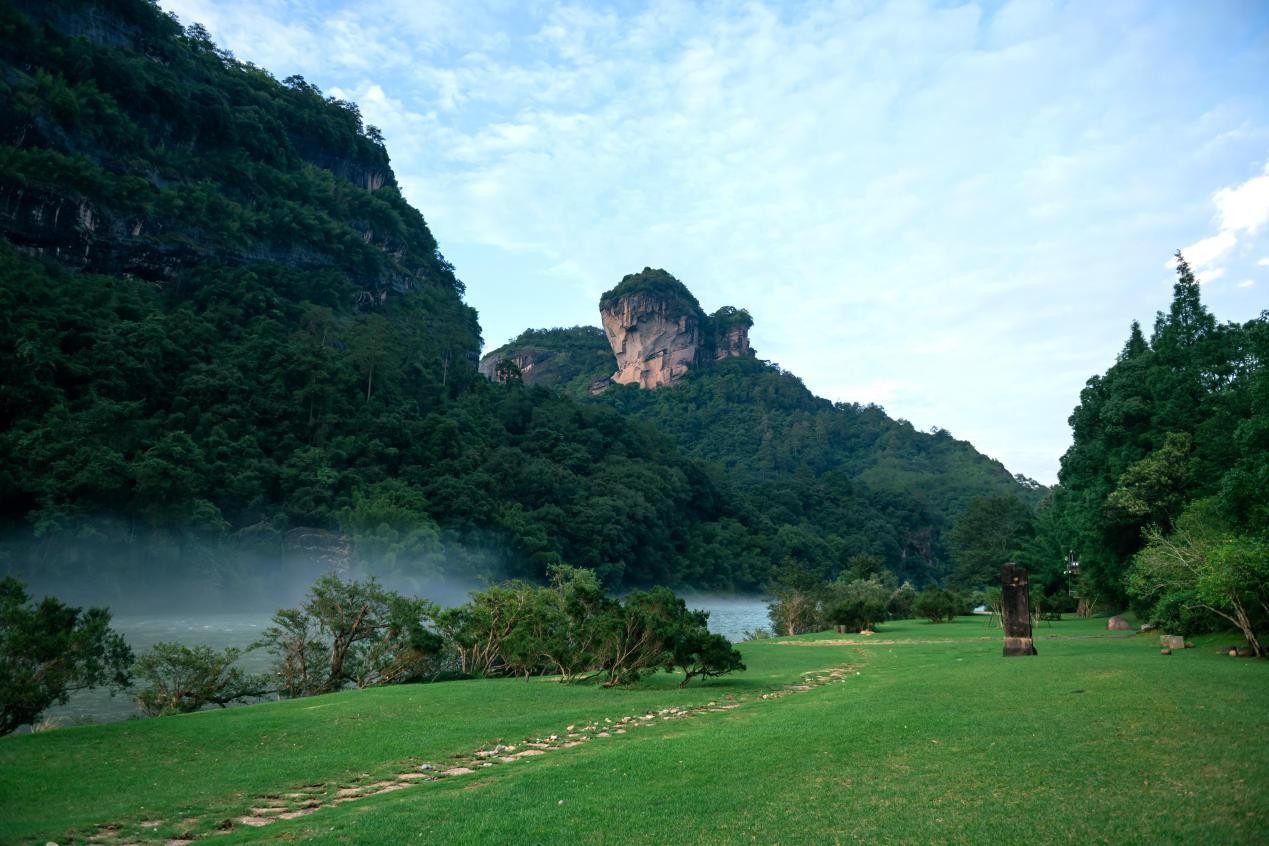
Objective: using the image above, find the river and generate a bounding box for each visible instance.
[41,595,771,728]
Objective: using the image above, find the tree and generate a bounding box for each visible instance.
[669,623,745,687]
[133,642,270,715]
[823,576,890,632]
[766,559,824,636]
[597,587,680,687]
[948,496,1035,589]
[258,574,441,696]
[0,577,133,735]
[913,585,963,623]
[1104,432,1195,532]
[1127,499,1268,656]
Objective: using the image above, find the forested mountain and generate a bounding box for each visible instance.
[0,0,1043,608]
[485,285,1044,587]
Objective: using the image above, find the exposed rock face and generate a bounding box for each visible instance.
[715,323,751,360]
[601,291,705,389]
[595,269,755,390]
[478,348,548,382]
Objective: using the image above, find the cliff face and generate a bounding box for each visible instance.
[596,269,754,389]
[0,0,445,298]
[600,291,705,389]
[478,347,549,382]
[715,323,751,360]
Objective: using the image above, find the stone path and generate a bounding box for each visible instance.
[75,665,856,846]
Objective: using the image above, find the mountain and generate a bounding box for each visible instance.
[483,270,1044,583]
[0,0,1040,608]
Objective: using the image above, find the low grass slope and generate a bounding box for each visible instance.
[0,641,821,844]
[4,619,1266,845]
[225,619,1267,845]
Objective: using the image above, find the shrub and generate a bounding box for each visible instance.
[133,642,270,716]
[824,577,889,632]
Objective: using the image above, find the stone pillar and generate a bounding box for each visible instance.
[1002,563,1037,656]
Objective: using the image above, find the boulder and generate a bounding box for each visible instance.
[1159,634,1185,650]
[1107,616,1132,631]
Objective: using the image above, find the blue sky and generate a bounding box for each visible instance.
[160,0,1269,484]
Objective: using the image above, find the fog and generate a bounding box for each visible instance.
[0,529,495,615]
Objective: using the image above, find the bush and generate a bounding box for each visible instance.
[824,577,889,632]
[887,581,918,620]
[258,574,443,697]
[914,586,961,623]
[133,642,270,716]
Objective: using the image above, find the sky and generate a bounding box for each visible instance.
[158,0,1269,484]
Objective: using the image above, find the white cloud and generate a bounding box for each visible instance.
[1175,230,1235,269]
[1238,279,1255,288]
[1179,161,1269,302]
[1258,257,1269,267]
[1214,163,1269,234]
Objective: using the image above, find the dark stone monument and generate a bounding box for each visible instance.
[1001,563,1037,656]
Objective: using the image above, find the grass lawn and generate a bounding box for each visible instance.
[3,617,1266,844]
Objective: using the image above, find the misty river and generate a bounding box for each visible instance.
[43,596,772,727]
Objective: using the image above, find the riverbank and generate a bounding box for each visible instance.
[42,597,772,727]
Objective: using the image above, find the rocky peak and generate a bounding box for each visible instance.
[599,269,707,389]
[597,269,754,390]
[710,306,753,361]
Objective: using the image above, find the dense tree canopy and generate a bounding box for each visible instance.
[1047,254,1267,631]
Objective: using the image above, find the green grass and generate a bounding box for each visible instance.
[3,618,1266,845]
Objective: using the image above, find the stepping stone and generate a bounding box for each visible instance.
[140,820,163,828]
[165,840,195,846]
[499,756,518,763]
[239,816,275,827]
[277,809,317,821]
[560,740,584,748]
[596,731,611,737]
[441,767,476,776]
[373,783,409,793]
[512,749,545,758]
[398,773,431,780]
[335,788,362,798]
[250,807,287,815]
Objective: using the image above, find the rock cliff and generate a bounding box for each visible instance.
[598,269,752,389]
[601,290,705,389]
